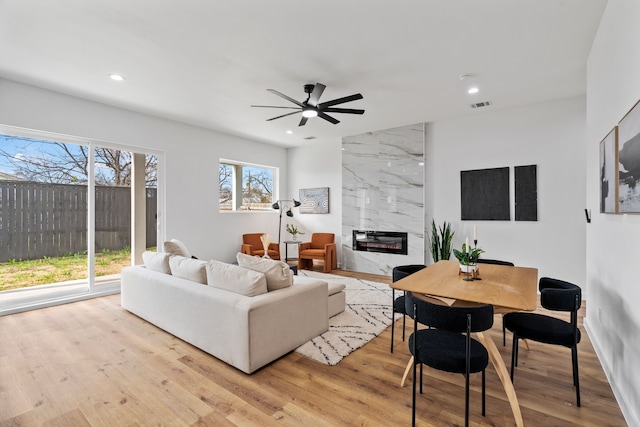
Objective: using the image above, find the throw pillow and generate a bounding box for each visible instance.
[142,251,171,274]
[169,256,207,284]
[236,252,293,291]
[163,239,191,258]
[205,260,267,297]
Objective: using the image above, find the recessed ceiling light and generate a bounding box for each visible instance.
[109,74,125,82]
[468,87,479,94]
[286,130,293,134]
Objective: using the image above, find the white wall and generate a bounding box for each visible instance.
[585,1,640,424]
[426,97,587,287]
[0,78,288,263]
[287,140,343,261]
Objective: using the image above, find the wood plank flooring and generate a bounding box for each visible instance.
[0,269,627,426]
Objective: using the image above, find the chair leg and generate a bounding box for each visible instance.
[402,313,406,341]
[412,358,417,427]
[482,369,486,416]
[502,315,506,346]
[510,334,519,381]
[390,292,395,353]
[419,363,423,394]
[572,345,581,407]
[465,372,470,427]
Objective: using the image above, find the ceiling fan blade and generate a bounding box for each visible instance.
[307,83,326,106]
[322,107,365,115]
[266,111,301,121]
[267,89,305,107]
[318,93,363,108]
[318,111,340,125]
[298,116,309,127]
[251,105,300,109]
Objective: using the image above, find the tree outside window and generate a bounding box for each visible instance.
[219,161,275,211]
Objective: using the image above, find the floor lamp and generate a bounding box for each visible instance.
[272,199,301,244]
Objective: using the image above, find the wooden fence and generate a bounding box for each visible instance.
[0,181,157,262]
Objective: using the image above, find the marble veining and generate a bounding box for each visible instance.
[342,123,425,275]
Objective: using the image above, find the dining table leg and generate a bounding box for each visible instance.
[476,331,524,427]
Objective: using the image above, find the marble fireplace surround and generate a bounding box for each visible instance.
[342,123,425,275]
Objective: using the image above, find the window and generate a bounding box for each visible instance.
[219,160,275,211]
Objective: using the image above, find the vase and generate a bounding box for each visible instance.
[459,263,477,273]
[292,235,297,241]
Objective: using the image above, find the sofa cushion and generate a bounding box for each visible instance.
[205,260,268,296]
[169,256,207,284]
[142,251,171,274]
[163,239,191,258]
[236,252,294,291]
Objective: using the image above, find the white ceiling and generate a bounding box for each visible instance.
[0,0,607,148]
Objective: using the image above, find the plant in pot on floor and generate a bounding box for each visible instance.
[453,243,484,274]
[285,224,305,241]
[429,219,454,262]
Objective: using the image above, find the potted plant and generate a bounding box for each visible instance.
[429,220,454,262]
[285,223,305,241]
[453,243,484,273]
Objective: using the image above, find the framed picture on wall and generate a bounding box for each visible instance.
[599,127,618,214]
[618,99,640,213]
[299,187,329,214]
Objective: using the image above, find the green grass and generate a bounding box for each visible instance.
[0,248,135,291]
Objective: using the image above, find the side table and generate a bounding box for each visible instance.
[283,240,301,271]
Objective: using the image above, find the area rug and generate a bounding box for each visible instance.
[294,271,401,366]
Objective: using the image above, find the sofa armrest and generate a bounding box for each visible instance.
[268,242,280,252]
[241,243,254,255]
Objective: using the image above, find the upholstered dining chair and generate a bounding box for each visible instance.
[503,277,582,406]
[390,264,427,353]
[476,258,515,346]
[407,292,494,427]
[241,233,281,260]
[298,233,337,273]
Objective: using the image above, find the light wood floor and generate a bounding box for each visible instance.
[0,269,627,426]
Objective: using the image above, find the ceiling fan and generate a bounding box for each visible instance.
[251,83,364,126]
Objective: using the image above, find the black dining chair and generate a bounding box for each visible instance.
[390,264,426,353]
[503,277,582,406]
[476,258,515,346]
[407,292,494,427]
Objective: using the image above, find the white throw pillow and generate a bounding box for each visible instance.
[236,252,294,291]
[142,251,171,274]
[205,260,267,296]
[163,239,191,258]
[169,256,207,284]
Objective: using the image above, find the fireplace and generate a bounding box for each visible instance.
[352,230,408,255]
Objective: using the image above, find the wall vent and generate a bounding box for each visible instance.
[303,136,317,140]
[471,101,492,109]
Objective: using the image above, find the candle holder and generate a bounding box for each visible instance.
[473,239,482,280]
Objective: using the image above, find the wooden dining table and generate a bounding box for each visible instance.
[391,259,538,427]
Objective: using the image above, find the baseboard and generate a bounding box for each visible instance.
[584,317,638,427]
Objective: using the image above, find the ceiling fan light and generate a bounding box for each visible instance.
[302,108,318,118]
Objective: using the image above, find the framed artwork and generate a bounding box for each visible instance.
[299,187,329,214]
[618,99,640,213]
[599,127,618,214]
[515,165,538,221]
[460,167,510,220]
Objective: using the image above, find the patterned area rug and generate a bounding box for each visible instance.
[295,271,401,366]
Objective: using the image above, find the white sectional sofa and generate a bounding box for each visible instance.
[121,252,332,374]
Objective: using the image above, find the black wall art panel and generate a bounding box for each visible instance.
[460,167,510,220]
[515,165,538,221]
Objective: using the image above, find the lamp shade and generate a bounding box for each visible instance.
[286,208,294,217]
[293,199,301,207]
[272,202,280,210]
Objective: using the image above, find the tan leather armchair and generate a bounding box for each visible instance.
[298,233,337,273]
[241,233,280,260]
